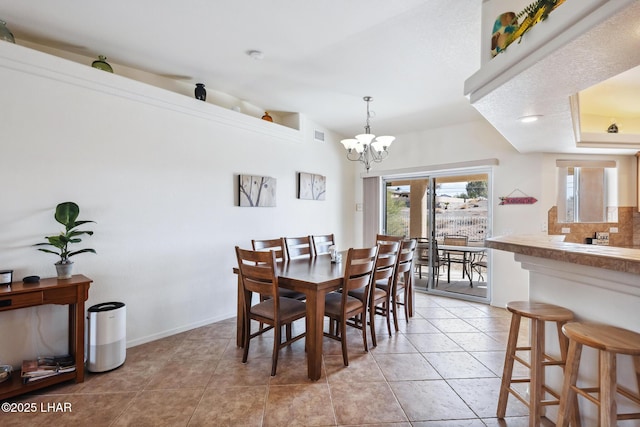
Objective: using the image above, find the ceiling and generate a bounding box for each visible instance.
[0,0,485,139]
[1,0,638,155]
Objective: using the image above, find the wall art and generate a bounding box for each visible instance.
[239,174,276,207]
[298,172,326,201]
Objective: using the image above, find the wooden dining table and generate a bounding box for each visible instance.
[234,253,345,381]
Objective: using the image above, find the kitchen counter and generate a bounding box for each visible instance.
[487,234,640,425]
[485,235,640,274]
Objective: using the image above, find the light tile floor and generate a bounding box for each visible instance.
[1,292,547,426]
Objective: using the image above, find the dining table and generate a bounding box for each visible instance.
[234,253,345,381]
[439,244,487,286]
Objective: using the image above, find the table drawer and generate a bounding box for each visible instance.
[43,287,77,304]
[0,292,43,311]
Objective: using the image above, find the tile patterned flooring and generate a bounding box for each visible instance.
[1,292,544,426]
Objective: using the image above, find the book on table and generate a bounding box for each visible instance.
[21,355,76,383]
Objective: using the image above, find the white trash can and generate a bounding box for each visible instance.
[87,302,126,372]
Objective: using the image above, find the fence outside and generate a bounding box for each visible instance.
[396,209,488,242]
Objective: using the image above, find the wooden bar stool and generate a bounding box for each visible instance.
[557,322,640,427]
[497,301,576,426]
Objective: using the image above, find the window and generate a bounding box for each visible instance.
[557,160,616,223]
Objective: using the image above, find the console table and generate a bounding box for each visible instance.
[0,274,92,400]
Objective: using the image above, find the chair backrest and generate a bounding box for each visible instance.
[444,235,468,246]
[235,247,279,301]
[375,241,401,283]
[376,233,404,243]
[395,238,417,277]
[284,236,313,260]
[311,234,335,256]
[342,247,378,295]
[415,238,440,265]
[252,238,287,261]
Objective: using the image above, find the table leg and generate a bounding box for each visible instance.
[305,289,325,381]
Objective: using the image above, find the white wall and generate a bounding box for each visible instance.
[352,119,637,308]
[0,43,357,366]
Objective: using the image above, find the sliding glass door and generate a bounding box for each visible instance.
[383,170,491,303]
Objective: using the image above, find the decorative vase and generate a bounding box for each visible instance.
[491,12,519,57]
[91,55,113,73]
[0,19,15,43]
[194,83,206,101]
[55,262,73,279]
[261,112,273,122]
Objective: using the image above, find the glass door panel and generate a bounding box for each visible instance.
[383,171,490,303]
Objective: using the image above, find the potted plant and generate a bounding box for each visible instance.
[34,201,96,279]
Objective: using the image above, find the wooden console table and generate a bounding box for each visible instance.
[0,274,92,400]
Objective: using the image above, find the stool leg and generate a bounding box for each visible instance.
[530,318,544,427]
[557,322,582,427]
[600,350,617,427]
[497,313,521,418]
[557,339,582,427]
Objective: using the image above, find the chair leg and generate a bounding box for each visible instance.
[242,316,251,363]
[497,313,521,418]
[369,302,377,348]
[341,317,349,366]
[392,292,400,332]
[385,301,392,337]
[271,321,281,376]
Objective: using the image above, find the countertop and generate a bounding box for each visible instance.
[485,235,640,275]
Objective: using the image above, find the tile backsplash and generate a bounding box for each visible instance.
[548,206,639,247]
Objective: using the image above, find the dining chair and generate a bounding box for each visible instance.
[367,241,401,345]
[235,247,307,376]
[442,235,469,283]
[311,233,335,256]
[252,238,287,261]
[414,238,442,286]
[470,251,487,282]
[284,236,313,260]
[390,238,417,331]
[323,246,378,366]
[376,233,404,243]
[252,238,305,301]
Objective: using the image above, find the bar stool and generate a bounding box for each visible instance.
[497,301,576,426]
[557,322,640,427]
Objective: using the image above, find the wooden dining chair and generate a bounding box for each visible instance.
[252,238,287,261]
[311,233,335,256]
[376,233,404,243]
[324,246,378,366]
[235,247,307,376]
[368,241,401,345]
[252,238,305,301]
[390,238,417,331]
[284,236,313,260]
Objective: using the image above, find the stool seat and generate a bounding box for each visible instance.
[557,322,640,427]
[562,322,640,355]
[507,301,574,322]
[498,301,577,427]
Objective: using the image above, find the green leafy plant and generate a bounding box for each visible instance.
[34,201,96,264]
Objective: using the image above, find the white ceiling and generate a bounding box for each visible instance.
[0,0,485,139]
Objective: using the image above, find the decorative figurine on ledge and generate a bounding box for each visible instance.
[194,83,206,101]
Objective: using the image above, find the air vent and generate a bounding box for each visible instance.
[314,130,325,142]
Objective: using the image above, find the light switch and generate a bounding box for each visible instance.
[561,227,571,234]
[610,227,618,233]
[355,203,363,212]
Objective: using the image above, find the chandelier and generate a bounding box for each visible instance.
[340,96,395,172]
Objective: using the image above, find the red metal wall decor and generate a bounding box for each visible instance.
[499,189,537,205]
